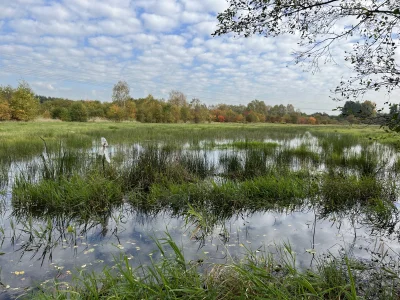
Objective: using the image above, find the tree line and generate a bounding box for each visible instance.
[0,81,385,125]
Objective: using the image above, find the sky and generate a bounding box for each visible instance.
[0,0,398,114]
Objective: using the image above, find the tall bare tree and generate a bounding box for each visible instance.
[112,80,130,108]
[168,90,188,107]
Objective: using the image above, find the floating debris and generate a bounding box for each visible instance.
[14,271,25,275]
[84,248,95,254]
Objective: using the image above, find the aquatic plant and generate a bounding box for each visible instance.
[12,172,124,219]
[29,236,400,299]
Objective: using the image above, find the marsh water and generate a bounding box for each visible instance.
[1,130,400,298]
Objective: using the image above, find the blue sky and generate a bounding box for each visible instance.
[0,0,396,113]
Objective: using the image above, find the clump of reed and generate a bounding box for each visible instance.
[319,133,360,156]
[130,171,318,215]
[123,146,214,192]
[219,147,277,180]
[0,159,10,188]
[277,144,320,166]
[364,197,399,233]
[325,147,382,177]
[219,152,243,179]
[12,172,124,218]
[319,172,396,214]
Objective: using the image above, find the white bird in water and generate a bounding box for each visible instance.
[99,137,111,163]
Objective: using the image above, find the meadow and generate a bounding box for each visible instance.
[1,121,400,299]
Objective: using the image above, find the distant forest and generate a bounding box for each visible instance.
[0,81,387,125]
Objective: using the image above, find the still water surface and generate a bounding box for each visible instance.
[1,133,399,298]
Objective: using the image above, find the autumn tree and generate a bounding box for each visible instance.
[107,104,125,122]
[10,81,39,121]
[308,117,317,125]
[225,109,238,122]
[0,85,12,121]
[214,1,400,114]
[125,100,137,120]
[0,102,11,121]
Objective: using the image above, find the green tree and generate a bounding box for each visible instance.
[51,107,71,121]
[360,101,376,118]
[70,102,88,122]
[180,106,191,123]
[286,104,295,114]
[10,81,39,121]
[162,103,175,123]
[247,99,268,116]
[341,101,362,117]
[246,111,260,123]
[190,98,208,123]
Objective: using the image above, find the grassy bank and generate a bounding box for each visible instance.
[27,236,400,300]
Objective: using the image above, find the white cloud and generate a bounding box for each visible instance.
[124,33,158,47]
[29,4,72,21]
[64,0,136,19]
[141,13,178,32]
[40,37,77,48]
[181,11,212,24]
[0,6,19,18]
[31,81,55,90]
[151,0,182,16]
[89,36,121,48]
[189,21,218,36]
[97,18,142,35]
[181,0,229,13]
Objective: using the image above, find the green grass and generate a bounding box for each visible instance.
[278,144,320,165]
[128,171,318,216]
[12,172,124,219]
[229,140,279,149]
[1,122,398,161]
[27,235,400,300]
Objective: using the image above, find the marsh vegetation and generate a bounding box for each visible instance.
[1,122,400,299]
